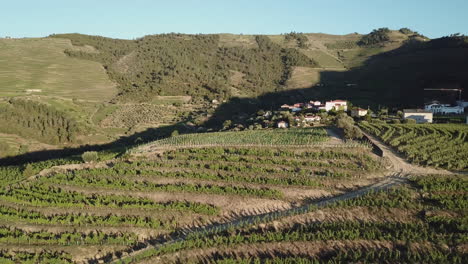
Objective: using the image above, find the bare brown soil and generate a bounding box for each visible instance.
[144,240,395,264]
[0,219,163,240]
[51,184,292,218]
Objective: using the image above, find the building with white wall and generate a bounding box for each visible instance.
[403,109,433,123]
[324,100,347,111]
[425,103,464,114]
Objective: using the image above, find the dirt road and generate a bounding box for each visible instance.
[363,132,452,175]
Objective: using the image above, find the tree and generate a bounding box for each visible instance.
[22,164,35,177]
[82,151,99,163]
[335,113,355,129]
[335,113,363,140]
[344,126,363,140]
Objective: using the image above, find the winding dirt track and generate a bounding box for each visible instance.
[363,132,453,175]
[99,174,405,264]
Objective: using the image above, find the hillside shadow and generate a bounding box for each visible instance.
[2,38,467,166]
[0,122,193,166]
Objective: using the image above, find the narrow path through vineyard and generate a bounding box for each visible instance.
[363,132,453,175]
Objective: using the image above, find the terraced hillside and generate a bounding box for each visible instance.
[359,122,468,170]
[124,175,466,264]
[0,129,394,263]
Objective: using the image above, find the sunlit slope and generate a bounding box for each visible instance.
[0,38,116,101]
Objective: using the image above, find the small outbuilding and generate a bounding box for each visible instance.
[277,121,289,128]
[351,108,368,117]
[403,109,433,123]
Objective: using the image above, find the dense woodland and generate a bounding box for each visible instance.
[50,33,317,102]
[0,99,80,144]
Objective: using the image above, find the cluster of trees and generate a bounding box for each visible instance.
[399,27,428,39]
[284,32,310,48]
[50,33,316,102]
[0,99,81,144]
[358,27,391,46]
[335,113,363,140]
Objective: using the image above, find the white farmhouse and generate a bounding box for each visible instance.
[403,109,433,123]
[425,103,464,114]
[325,100,347,111]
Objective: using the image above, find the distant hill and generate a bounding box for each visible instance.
[49,33,317,102]
[49,30,468,107]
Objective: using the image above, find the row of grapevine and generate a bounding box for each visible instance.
[0,183,220,214]
[0,205,171,229]
[36,175,283,199]
[0,226,138,245]
[359,122,468,170]
[143,128,330,148]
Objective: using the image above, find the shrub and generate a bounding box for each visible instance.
[171,130,180,137]
[22,164,35,177]
[81,151,99,163]
[222,120,232,130]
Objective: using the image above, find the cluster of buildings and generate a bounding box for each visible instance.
[404,100,467,124]
[281,100,348,112]
[424,101,466,115]
[277,99,351,128]
[277,114,323,129]
[276,98,468,126]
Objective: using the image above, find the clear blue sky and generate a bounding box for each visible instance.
[2,0,467,39]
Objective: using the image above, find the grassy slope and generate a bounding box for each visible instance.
[0,38,116,101]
